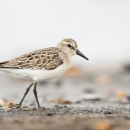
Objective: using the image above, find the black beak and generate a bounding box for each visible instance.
[76,49,89,60]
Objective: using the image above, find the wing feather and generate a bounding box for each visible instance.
[0,47,63,70]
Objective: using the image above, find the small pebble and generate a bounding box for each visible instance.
[21,108,30,111]
[7,101,14,108]
[22,104,29,108]
[0,99,6,106]
[54,104,62,108]
[103,111,112,114]
[45,112,54,116]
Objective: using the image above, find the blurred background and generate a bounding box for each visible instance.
[0,0,130,108]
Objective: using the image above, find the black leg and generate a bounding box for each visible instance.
[33,82,41,108]
[17,82,34,108]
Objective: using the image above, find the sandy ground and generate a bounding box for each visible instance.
[0,105,130,130]
[0,65,130,130]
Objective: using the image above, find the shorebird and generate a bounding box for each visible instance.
[0,38,89,108]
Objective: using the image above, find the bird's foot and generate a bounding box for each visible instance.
[12,104,21,109]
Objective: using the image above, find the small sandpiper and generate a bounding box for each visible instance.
[0,38,89,108]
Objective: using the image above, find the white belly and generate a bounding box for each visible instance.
[0,63,71,81]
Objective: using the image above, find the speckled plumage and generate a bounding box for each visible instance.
[0,47,64,70]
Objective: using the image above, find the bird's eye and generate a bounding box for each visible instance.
[68,44,71,47]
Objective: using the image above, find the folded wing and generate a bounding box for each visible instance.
[0,47,63,70]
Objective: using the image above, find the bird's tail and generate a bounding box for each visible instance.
[0,61,7,71]
[0,60,19,69]
[0,61,8,68]
[0,61,16,69]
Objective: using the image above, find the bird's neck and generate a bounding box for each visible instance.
[59,50,72,64]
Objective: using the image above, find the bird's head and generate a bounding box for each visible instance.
[57,38,89,60]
